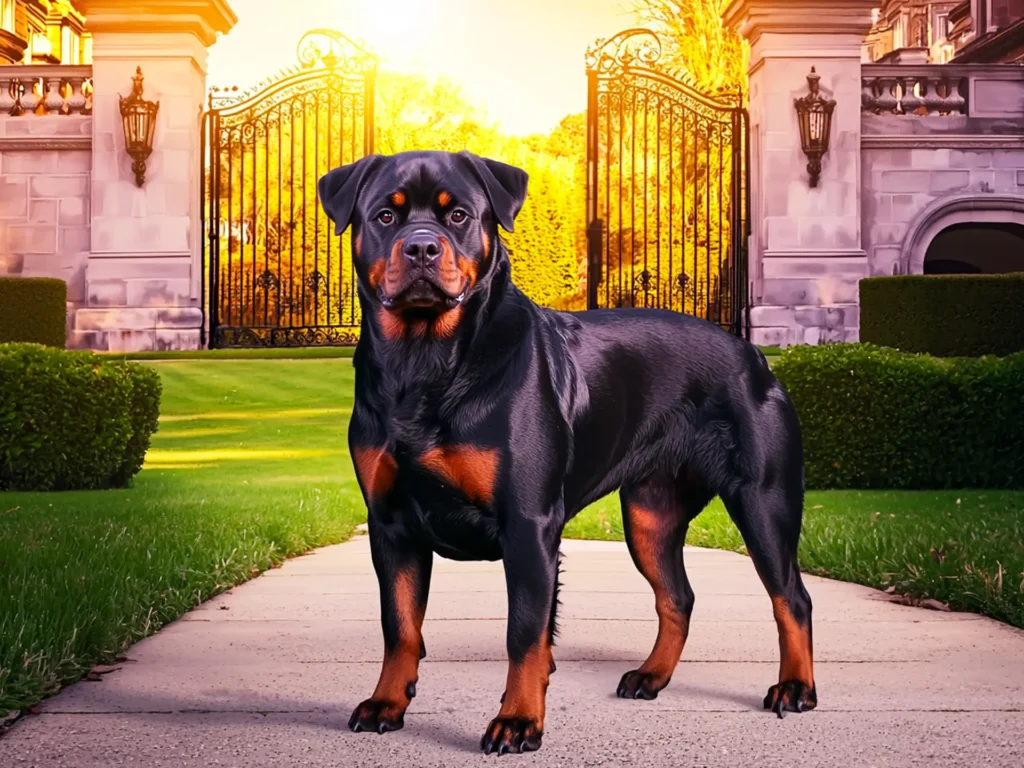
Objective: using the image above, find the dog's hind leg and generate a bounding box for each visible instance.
[616,472,714,700]
[720,417,816,717]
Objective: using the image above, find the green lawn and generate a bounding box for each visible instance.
[1,358,1022,713]
[0,359,364,712]
[105,347,357,361]
[567,492,1024,627]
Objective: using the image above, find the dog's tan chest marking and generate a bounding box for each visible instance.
[419,445,499,505]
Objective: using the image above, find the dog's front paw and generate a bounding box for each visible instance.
[348,698,406,734]
[480,716,543,755]
[616,669,668,700]
[764,680,817,718]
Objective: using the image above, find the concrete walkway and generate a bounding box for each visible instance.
[3,537,1024,767]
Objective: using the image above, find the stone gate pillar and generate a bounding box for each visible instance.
[71,0,236,352]
[724,1,876,346]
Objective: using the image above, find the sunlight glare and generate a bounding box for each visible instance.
[352,0,436,71]
[209,0,637,135]
[144,448,344,465]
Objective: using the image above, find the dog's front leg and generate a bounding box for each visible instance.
[349,519,432,734]
[481,512,561,755]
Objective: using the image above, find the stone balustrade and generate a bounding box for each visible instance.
[862,64,1024,120]
[0,66,93,117]
[862,65,968,116]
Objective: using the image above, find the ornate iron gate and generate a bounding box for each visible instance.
[585,29,749,336]
[203,30,376,347]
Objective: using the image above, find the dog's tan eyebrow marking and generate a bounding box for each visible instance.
[437,191,452,207]
[390,191,406,206]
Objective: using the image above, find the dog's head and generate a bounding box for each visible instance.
[318,150,527,338]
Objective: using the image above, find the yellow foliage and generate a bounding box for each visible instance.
[632,0,749,93]
[208,8,746,329]
[375,72,587,307]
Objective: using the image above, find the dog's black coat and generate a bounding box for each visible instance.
[318,150,816,755]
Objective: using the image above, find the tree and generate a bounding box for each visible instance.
[374,73,502,156]
[632,0,748,93]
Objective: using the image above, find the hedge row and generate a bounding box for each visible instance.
[860,273,1024,358]
[0,277,67,348]
[0,343,162,491]
[773,343,1024,490]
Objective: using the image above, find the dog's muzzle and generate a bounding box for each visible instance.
[378,228,468,310]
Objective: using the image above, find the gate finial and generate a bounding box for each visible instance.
[296,29,378,74]
[586,28,662,76]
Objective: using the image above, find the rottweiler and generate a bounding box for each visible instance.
[317,150,816,755]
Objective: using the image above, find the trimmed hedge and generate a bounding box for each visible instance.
[774,343,1024,490]
[0,343,162,491]
[860,274,1024,357]
[0,277,67,348]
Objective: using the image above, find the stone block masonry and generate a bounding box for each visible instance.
[0,1,237,352]
[862,140,1024,279]
[0,116,93,341]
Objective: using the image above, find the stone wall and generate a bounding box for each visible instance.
[863,131,1024,278]
[73,47,208,354]
[0,114,92,339]
[751,58,1024,347]
[1,1,236,353]
[725,0,877,349]
[861,61,1024,282]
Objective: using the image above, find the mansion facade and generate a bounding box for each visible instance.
[0,0,87,66]
[866,0,1024,62]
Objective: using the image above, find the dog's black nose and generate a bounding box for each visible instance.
[403,231,442,265]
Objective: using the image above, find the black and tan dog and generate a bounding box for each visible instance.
[318,150,816,755]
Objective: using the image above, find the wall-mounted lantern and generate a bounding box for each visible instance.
[794,67,835,189]
[118,66,159,187]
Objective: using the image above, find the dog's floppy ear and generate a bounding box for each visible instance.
[459,151,528,233]
[318,155,383,235]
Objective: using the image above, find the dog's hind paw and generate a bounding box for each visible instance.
[480,716,543,755]
[616,670,668,700]
[764,680,817,718]
[348,698,406,734]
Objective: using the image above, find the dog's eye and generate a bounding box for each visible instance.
[375,210,395,225]
[450,209,468,224]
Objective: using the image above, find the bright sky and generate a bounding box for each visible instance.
[206,0,637,136]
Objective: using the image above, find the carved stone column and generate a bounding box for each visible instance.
[71,0,236,352]
[724,0,876,346]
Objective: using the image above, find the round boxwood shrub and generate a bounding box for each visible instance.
[774,343,1024,490]
[0,277,67,348]
[0,343,162,491]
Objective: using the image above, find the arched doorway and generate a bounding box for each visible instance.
[924,222,1024,275]
[901,193,1024,275]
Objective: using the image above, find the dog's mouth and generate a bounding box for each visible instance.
[379,277,467,311]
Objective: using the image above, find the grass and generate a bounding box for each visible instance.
[2,357,1022,713]
[105,347,356,361]
[105,345,779,363]
[567,491,1024,627]
[0,360,364,712]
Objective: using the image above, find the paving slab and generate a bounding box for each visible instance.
[101,614,1023,665]
[3,537,1023,767]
